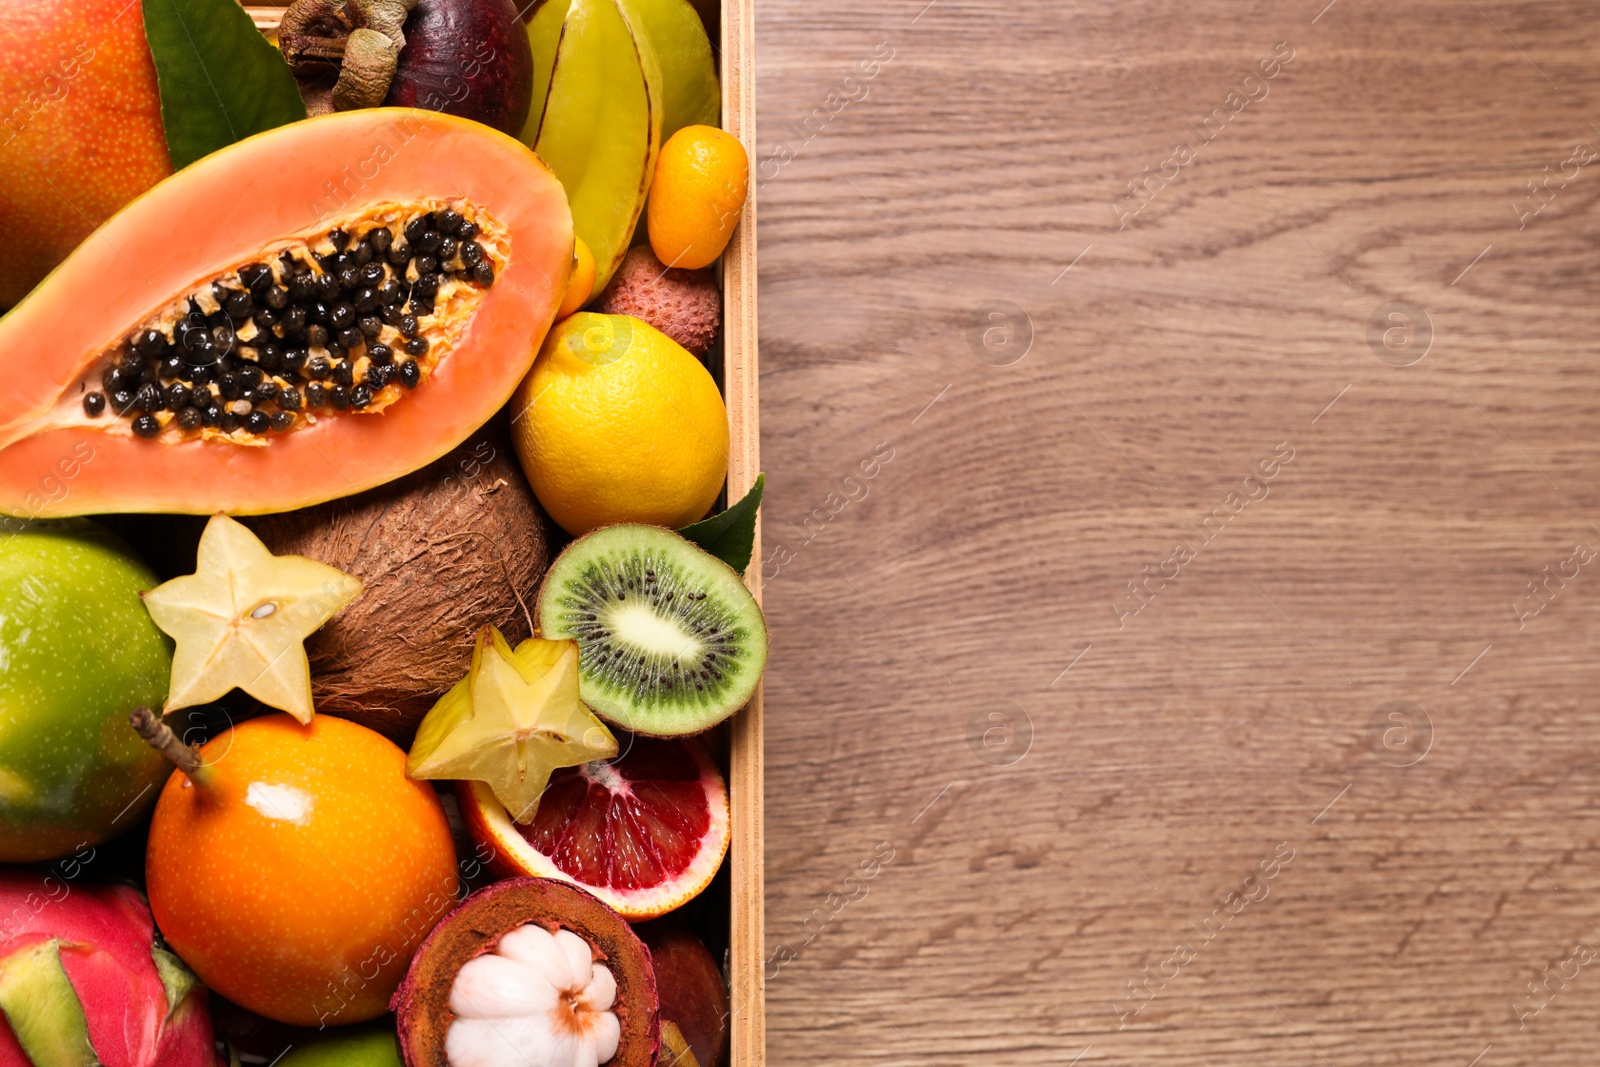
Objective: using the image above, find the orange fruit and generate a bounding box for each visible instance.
[558,235,598,318]
[459,735,730,920]
[647,125,748,270]
[145,713,459,1028]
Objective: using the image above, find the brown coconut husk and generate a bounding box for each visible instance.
[246,418,557,742]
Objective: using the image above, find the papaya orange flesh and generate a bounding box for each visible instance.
[0,109,573,518]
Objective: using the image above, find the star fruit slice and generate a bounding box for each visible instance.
[407,626,617,823]
[141,514,362,724]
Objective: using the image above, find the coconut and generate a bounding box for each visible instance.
[246,419,556,741]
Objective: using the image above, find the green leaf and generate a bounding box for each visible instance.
[143,0,307,169]
[678,474,764,574]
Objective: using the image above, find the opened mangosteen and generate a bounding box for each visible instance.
[280,0,533,135]
[393,877,659,1067]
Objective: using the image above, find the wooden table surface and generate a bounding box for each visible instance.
[752,1,1600,1063]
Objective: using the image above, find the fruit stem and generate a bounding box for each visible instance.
[129,707,208,785]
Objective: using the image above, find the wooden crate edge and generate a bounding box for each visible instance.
[720,0,764,1060]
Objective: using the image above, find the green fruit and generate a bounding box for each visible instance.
[525,0,663,297]
[0,519,172,861]
[624,0,720,140]
[535,524,768,736]
[278,1025,404,1066]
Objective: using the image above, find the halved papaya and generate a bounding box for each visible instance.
[0,108,572,518]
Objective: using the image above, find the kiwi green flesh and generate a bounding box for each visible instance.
[537,525,767,736]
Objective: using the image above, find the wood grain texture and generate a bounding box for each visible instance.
[753,2,1600,1065]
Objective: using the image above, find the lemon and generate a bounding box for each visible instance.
[511,313,728,534]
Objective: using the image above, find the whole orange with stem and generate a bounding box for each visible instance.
[142,711,460,1029]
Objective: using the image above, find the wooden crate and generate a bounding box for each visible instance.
[248,3,764,1062]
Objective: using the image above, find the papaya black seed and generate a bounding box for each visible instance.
[176,406,202,431]
[225,292,253,319]
[327,340,347,360]
[417,230,444,256]
[387,240,411,267]
[264,285,288,310]
[287,273,315,301]
[352,241,373,266]
[328,228,350,251]
[404,218,428,244]
[83,392,105,417]
[438,236,458,262]
[246,411,270,434]
[399,360,421,388]
[118,352,145,378]
[358,315,382,339]
[457,220,478,240]
[239,263,270,289]
[350,385,373,409]
[135,383,162,412]
[101,366,125,392]
[358,262,385,287]
[338,327,364,350]
[306,355,331,378]
[336,265,360,292]
[280,306,308,333]
[369,342,392,365]
[377,280,402,307]
[437,209,464,235]
[315,273,341,301]
[165,383,190,409]
[330,386,351,410]
[333,361,354,387]
[369,228,392,256]
[412,254,438,277]
[409,293,435,316]
[111,388,136,414]
[366,363,391,390]
[219,374,242,401]
[239,365,263,389]
[258,345,283,372]
[282,349,307,374]
[404,337,429,358]
[134,329,165,358]
[219,411,243,433]
[329,304,355,329]
[473,261,495,286]
[353,288,380,313]
[278,386,302,411]
[189,363,215,385]
[131,414,160,438]
[305,382,328,407]
[306,324,330,348]
[271,410,294,432]
[413,273,441,297]
[399,315,419,338]
[252,307,279,330]
[459,241,483,268]
[161,355,185,380]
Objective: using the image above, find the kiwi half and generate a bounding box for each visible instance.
[536,525,768,736]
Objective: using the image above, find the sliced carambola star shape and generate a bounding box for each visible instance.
[407,626,617,823]
[141,514,362,723]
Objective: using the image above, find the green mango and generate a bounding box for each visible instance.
[0,519,172,861]
[278,1024,403,1066]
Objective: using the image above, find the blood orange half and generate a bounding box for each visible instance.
[460,735,729,920]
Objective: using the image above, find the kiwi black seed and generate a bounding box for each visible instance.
[535,525,769,737]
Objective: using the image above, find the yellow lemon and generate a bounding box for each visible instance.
[648,125,749,270]
[511,313,728,534]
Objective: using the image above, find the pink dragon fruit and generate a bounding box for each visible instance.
[0,869,222,1067]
